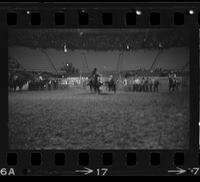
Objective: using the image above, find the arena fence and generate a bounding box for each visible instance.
[14,75,189,92]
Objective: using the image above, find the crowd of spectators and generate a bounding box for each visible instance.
[122,68,188,78]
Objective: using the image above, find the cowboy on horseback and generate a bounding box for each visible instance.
[91,68,98,77]
[88,68,102,93]
[90,68,100,81]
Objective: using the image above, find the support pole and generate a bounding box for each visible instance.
[149,49,163,71]
[81,52,90,73]
[116,51,124,79]
[41,49,58,75]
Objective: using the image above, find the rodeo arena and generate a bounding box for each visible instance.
[8,29,190,150]
[8,64,185,94]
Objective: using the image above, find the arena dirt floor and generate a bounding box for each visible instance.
[8,87,190,150]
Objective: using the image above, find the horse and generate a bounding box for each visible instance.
[47,79,59,90]
[28,78,49,91]
[87,74,103,94]
[8,72,30,92]
[87,79,94,92]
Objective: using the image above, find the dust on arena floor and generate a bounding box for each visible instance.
[8,87,190,150]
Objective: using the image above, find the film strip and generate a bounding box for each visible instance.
[0,2,200,176]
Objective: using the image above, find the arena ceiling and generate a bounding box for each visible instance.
[8,29,189,51]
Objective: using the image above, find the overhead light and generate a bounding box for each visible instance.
[136,10,142,16]
[189,10,194,15]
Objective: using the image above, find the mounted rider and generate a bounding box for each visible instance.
[87,68,102,93]
[90,68,101,82]
[91,68,99,77]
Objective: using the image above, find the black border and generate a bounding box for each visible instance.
[0,2,200,176]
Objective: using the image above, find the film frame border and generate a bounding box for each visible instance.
[0,2,199,176]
